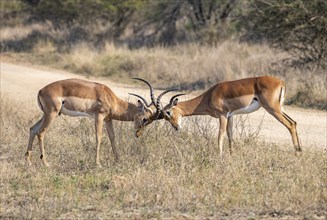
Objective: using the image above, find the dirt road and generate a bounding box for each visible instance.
[1,62,326,150]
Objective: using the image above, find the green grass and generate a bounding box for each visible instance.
[1,94,326,219]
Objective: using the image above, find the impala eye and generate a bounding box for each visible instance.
[142,118,148,123]
[166,111,171,116]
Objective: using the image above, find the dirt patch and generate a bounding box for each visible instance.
[1,61,326,150]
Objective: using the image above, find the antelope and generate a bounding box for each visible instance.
[26,78,160,167]
[153,76,302,156]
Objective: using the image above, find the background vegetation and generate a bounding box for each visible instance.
[1,0,326,110]
[1,0,326,109]
[1,0,326,66]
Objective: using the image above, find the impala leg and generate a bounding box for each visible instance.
[266,108,301,154]
[283,112,301,150]
[218,116,228,158]
[95,114,104,168]
[105,120,119,162]
[37,112,57,167]
[227,116,234,155]
[26,117,44,166]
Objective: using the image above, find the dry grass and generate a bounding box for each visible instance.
[1,93,326,219]
[1,8,326,219]
[58,41,278,86]
[1,3,326,109]
[2,37,326,109]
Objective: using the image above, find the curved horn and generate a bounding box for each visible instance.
[132,78,156,106]
[156,89,176,109]
[169,94,186,107]
[148,89,176,119]
[128,93,151,107]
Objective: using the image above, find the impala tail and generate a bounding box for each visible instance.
[279,83,286,110]
[37,91,44,112]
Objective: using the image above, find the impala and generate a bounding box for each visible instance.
[154,76,302,156]
[26,78,159,167]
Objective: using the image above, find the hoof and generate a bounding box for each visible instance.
[26,153,32,166]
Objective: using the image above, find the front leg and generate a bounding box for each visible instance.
[95,114,105,168]
[26,117,44,166]
[218,115,228,158]
[105,120,119,162]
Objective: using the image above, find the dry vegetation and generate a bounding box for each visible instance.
[1,91,326,219]
[3,27,326,109]
[1,14,326,219]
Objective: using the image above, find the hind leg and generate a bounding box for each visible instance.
[282,111,301,152]
[218,115,228,158]
[26,117,44,166]
[95,114,105,168]
[227,117,234,154]
[265,106,301,154]
[36,112,57,166]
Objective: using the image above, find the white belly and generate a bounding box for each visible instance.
[228,99,261,117]
[58,96,96,118]
[60,107,94,118]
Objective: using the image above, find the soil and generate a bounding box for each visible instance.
[1,61,326,150]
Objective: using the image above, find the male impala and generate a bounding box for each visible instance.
[26,78,158,167]
[155,76,302,156]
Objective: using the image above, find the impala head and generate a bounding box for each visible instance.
[133,99,156,137]
[157,91,186,131]
[130,78,162,137]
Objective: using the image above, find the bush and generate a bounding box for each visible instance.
[244,0,327,69]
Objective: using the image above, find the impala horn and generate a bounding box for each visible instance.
[156,89,176,108]
[132,78,156,107]
[132,77,162,118]
[128,93,151,107]
[168,94,186,107]
[155,90,185,118]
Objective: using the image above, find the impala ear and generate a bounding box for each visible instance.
[138,100,145,111]
[138,100,153,113]
[172,98,179,106]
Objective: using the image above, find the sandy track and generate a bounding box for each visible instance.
[1,62,326,150]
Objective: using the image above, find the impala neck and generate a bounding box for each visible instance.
[177,93,209,117]
[111,98,139,121]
